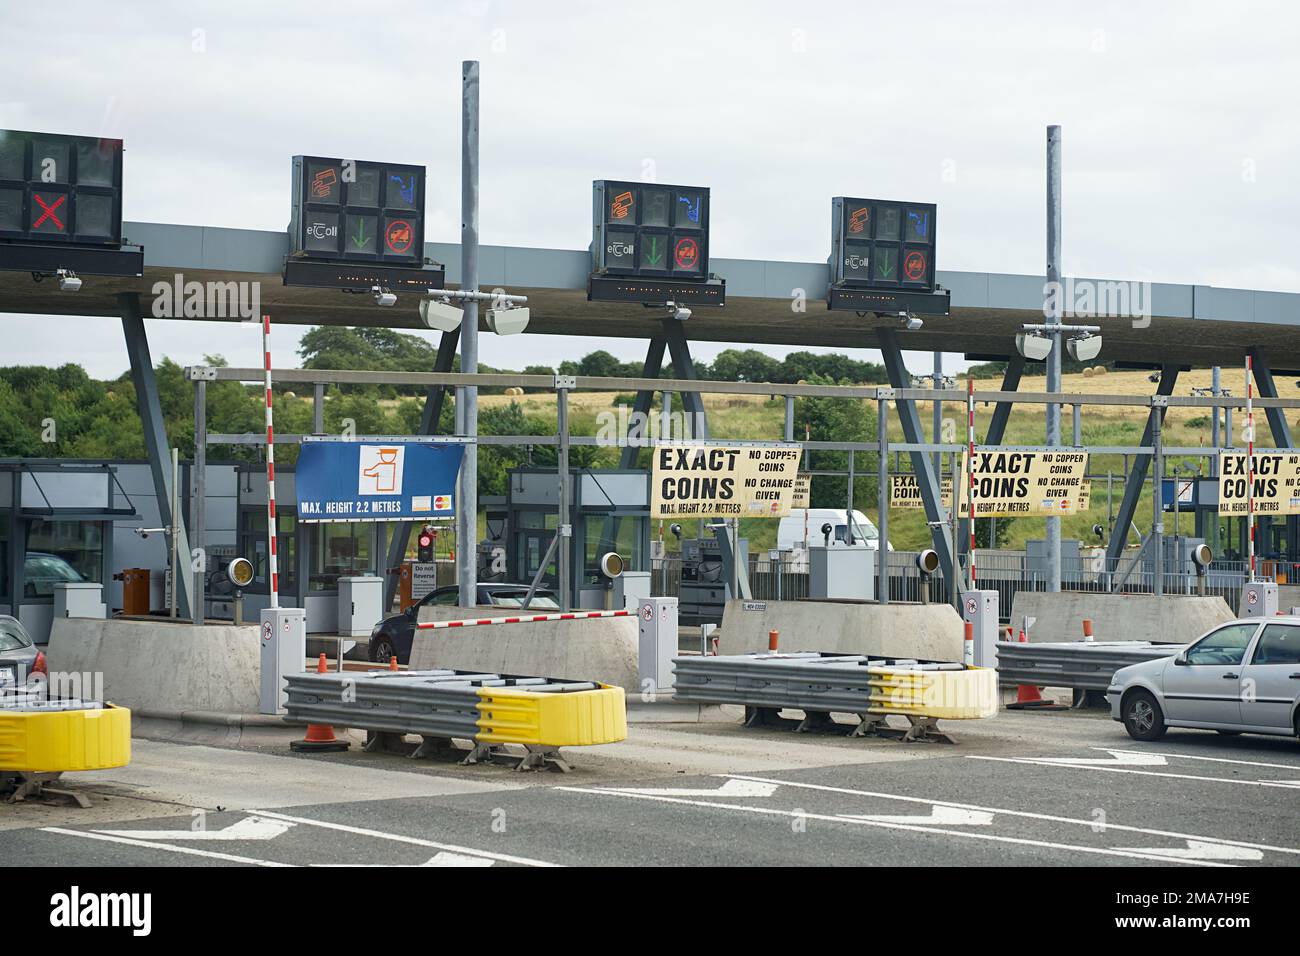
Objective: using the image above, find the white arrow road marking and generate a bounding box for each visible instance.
[846,806,994,826]
[41,828,290,866]
[561,788,1234,866]
[726,774,1300,858]
[95,816,294,842]
[1096,748,1300,773]
[1118,840,1263,862]
[605,779,779,799]
[425,851,495,867]
[252,809,559,867]
[970,754,1300,791]
[1262,779,1300,788]
[1034,750,1169,766]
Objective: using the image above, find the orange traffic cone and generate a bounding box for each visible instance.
[1006,629,1067,711]
[290,654,351,752]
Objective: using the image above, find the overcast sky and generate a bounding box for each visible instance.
[2,0,1297,378]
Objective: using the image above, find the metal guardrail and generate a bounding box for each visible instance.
[284,668,626,770]
[672,652,997,742]
[995,640,1184,692]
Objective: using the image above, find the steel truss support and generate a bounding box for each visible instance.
[958,354,1025,557]
[878,328,955,584]
[1249,347,1295,448]
[381,328,461,612]
[618,334,667,468]
[120,293,194,619]
[1104,365,1181,571]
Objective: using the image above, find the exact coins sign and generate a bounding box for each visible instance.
[651,443,803,519]
[890,474,954,510]
[1218,452,1300,515]
[956,450,1090,517]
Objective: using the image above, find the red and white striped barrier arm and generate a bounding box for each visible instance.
[967,377,977,589]
[263,314,279,609]
[417,609,631,630]
[1246,355,1255,582]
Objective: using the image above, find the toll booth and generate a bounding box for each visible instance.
[506,468,650,609]
[0,461,137,643]
[1162,477,1300,583]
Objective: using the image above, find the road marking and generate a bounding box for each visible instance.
[1095,748,1300,773]
[847,806,994,826]
[1034,750,1168,766]
[311,852,495,867]
[1262,779,1300,788]
[252,809,559,867]
[603,779,779,799]
[968,754,1300,791]
[94,815,294,842]
[1117,840,1263,862]
[726,774,1300,858]
[559,788,1233,867]
[41,827,290,866]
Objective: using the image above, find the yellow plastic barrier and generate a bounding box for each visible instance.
[0,704,132,773]
[867,666,998,720]
[475,684,627,747]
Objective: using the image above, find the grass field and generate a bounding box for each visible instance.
[458,367,1298,553]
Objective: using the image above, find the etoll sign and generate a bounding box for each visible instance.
[651,443,803,519]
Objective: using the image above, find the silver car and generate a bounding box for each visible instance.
[1108,616,1300,742]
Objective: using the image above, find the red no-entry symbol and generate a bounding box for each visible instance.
[674,237,699,269]
[903,249,927,281]
[385,220,413,253]
[33,193,66,231]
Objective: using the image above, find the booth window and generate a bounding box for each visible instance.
[309,522,374,591]
[25,519,101,598]
[239,511,296,594]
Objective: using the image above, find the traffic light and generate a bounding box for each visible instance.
[417,527,435,563]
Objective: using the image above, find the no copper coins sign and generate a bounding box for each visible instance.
[651,443,803,519]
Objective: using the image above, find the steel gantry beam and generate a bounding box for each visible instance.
[1104,365,1181,571]
[120,292,194,618]
[663,319,711,440]
[878,327,954,583]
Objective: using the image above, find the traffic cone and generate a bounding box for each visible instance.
[389,655,399,671]
[290,654,351,752]
[1006,629,1067,710]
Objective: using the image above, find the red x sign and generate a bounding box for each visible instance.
[33,193,66,230]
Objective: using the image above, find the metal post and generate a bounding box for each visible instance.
[662,391,674,441]
[458,59,481,609]
[312,383,324,434]
[1152,399,1164,596]
[846,450,855,535]
[1246,356,1255,582]
[1045,124,1063,594]
[784,395,794,442]
[193,377,207,625]
[557,382,572,612]
[932,352,942,473]
[170,447,179,619]
[1211,366,1221,460]
[1072,403,1081,447]
[877,396,889,604]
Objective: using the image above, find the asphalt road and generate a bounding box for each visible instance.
[4,708,1299,867]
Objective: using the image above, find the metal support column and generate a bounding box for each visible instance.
[382,328,460,612]
[1153,400,1164,596]
[878,328,954,582]
[1045,124,1063,594]
[120,293,193,618]
[619,334,667,469]
[192,377,207,625]
[663,319,710,439]
[312,383,325,434]
[457,59,481,609]
[557,380,572,612]
[877,396,889,603]
[784,395,795,442]
[932,352,943,473]
[1104,366,1181,569]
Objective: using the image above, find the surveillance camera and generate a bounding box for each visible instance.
[420,298,464,332]
[668,301,691,322]
[1067,333,1102,362]
[669,523,682,540]
[1015,332,1053,361]
[57,269,81,293]
[901,315,923,331]
[486,306,530,335]
[372,287,397,307]
[1092,523,1105,541]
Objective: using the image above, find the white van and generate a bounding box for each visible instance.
[776,509,892,551]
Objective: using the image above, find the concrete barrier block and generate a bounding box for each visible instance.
[717,599,964,661]
[1009,592,1233,644]
[408,605,640,692]
[48,618,262,714]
